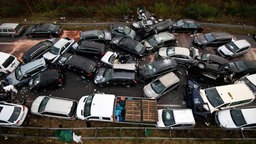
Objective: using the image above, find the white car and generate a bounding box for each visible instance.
[217,39,251,58]
[101,51,118,66]
[0,52,20,74]
[157,109,196,128]
[157,46,199,64]
[31,96,77,120]
[235,73,256,93]
[43,37,75,63]
[215,107,256,129]
[0,101,28,126]
[143,72,180,99]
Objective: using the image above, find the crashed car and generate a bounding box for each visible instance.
[111,24,136,39]
[171,19,203,34]
[26,23,63,38]
[80,30,112,42]
[72,40,106,57]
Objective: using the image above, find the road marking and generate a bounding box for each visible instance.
[0,42,13,44]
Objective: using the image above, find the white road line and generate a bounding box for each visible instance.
[0,42,13,44]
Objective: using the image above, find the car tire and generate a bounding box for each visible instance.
[197,63,206,69]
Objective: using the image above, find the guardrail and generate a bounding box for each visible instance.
[1,126,256,140]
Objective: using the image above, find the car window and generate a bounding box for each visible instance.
[225,42,239,53]
[8,107,21,123]
[84,95,94,117]
[151,79,166,94]
[146,64,156,75]
[43,112,68,117]
[38,97,50,113]
[229,99,252,106]
[8,29,14,32]
[162,109,175,126]
[2,55,15,68]
[230,109,246,127]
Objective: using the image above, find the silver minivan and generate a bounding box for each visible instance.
[0,23,24,37]
[6,58,47,86]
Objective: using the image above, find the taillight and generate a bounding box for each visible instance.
[16,120,20,124]
[22,106,25,111]
[87,73,93,77]
[100,52,105,56]
[133,80,137,84]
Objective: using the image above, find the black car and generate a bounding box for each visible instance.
[171,19,203,34]
[22,39,57,63]
[72,40,106,58]
[110,36,146,57]
[58,53,97,78]
[29,69,64,92]
[80,30,112,42]
[138,58,177,80]
[189,53,230,82]
[26,23,63,38]
[94,67,137,88]
[228,60,256,78]
[193,32,233,48]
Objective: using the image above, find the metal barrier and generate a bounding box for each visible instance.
[1,126,256,140]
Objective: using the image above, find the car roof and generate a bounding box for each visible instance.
[37,69,59,81]
[0,52,13,64]
[53,38,70,48]
[20,58,46,74]
[206,83,255,103]
[44,97,76,115]
[90,93,115,117]
[113,63,136,71]
[0,23,19,28]
[111,69,136,80]
[65,54,96,72]
[153,58,177,70]
[233,39,251,48]
[210,32,232,39]
[159,72,180,87]
[172,109,195,124]
[155,32,175,41]
[0,103,15,121]
[244,74,256,86]
[174,47,190,56]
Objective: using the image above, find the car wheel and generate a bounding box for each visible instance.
[198,63,206,69]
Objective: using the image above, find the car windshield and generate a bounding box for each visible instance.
[162,109,175,126]
[97,31,105,39]
[3,55,15,68]
[146,64,156,75]
[234,61,247,71]
[148,36,158,47]
[151,79,166,94]
[84,95,94,117]
[134,43,144,52]
[15,67,23,80]
[122,26,131,35]
[38,97,50,113]
[167,48,175,56]
[204,33,215,42]
[225,42,239,53]
[33,74,41,86]
[103,69,112,81]
[176,20,184,26]
[48,24,57,31]
[108,54,116,64]
[205,88,224,108]
[230,109,247,127]
[8,107,21,123]
[239,77,256,92]
[49,46,60,55]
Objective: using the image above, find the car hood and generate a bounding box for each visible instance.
[218,45,233,57]
[6,72,19,86]
[94,68,106,84]
[143,83,158,99]
[216,110,237,128]
[31,96,45,114]
[43,52,56,61]
[158,47,168,58]
[141,40,152,49]
[194,35,207,45]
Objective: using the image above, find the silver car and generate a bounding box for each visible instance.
[31,96,77,120]
[217,39,251,58]
[143,72,180,99]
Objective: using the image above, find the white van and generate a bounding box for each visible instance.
[0,23,24,37]
[0,52,20,74]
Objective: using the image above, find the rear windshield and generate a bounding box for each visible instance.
[38,97,50,113]
[230,109,246,127]
[84,95,94,117]
[3,55,15,68]
[8,107,21,123]
[68,101,77,117]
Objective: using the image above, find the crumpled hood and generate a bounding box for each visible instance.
[43,52,56,61]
